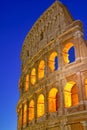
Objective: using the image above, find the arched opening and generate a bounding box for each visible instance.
[49,52,58,72]
[38,60,45,79]
[29,100,34,121]
[48,88,58,112]
[37,94,44,117]
[63,43,75,64]
[64,81,78,108]
[31,68,36,85]
[23,104,27,125]
[25,74,29,91]
[85,79,87,99]
[18,108,22,129]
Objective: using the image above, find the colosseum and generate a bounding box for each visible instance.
[16,0,87,130]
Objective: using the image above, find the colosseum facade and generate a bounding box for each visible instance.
[16,1,87,130]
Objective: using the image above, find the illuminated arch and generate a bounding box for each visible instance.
[38,60,45,79]
[48,88,58,112]
[64,81,78,108]
[23,104,27,125]
[29,100,34,121]
[85,79,87,99]
[63,43,75,64]
[37,94,44,117]
[18,108,22,129]
[31,68,36,85]
[25,74,29,91]
[49,52,58,72]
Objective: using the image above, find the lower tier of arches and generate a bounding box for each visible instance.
[17,111,87,130]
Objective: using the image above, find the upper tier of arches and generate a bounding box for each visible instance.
[23,42,75,91]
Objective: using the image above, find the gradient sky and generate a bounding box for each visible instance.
[0,0,87,130]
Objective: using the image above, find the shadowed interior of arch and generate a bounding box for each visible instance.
[64,81,78,108]
[29,100,34,121]
[48,88,58,112]
[38,60,45,79]
[85,79,87,99]
[25,74,29,91]
[49,52,58,72]
[31,68,36,85]
[63,43,75,64]
[37,94,44,117]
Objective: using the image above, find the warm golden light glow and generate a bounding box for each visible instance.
[64,81,78,108]
[25,74,29,91]
[63,42,74,63]
[85,79,87,99]
[23,104,27,125]
[38,60,45,79]
[49,52,58,72]
[29,100,34,121]
[37,94,44,117]
[31,68,36,85]
[18,109,22,129]
[48,88,58,112]
[71,84,78,106]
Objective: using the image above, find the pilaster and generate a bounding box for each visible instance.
[77,72,84,110]
[58,80,64,115]
[34,93,37,122]
[73,30,84,62]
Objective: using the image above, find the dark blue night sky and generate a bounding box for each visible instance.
[0,0,87,130]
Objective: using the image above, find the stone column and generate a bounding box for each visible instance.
[44,55,49,77]
[34,93,37,123]
[58,80,64,115]
[81,121,87,130]
[77,72,84,110]
[35,63,38,84]
[45,88,49,119]
[61,78,67,114]
[73,30,84,62]
[29,68,32,90]
[57,41,64,69]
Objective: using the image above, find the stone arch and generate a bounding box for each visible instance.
[31,68,36,85]
[63,42,75,64]
[64,81,78,108]
[48,52,58,72]
[29,99,34,121]
[48,88,59,112]
[37,94,45,117]
[38,60,45,80]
